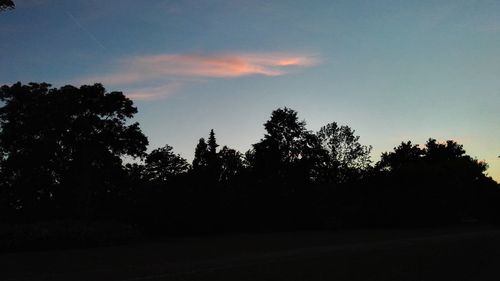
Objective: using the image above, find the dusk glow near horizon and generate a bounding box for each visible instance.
[1,0,499,181]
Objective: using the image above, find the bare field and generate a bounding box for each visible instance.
[2,226,500,281]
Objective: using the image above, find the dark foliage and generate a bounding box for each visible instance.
[0,83,148,222]
[0,83,499,247]
[0,0,14,11]
[361,139,498,227]
[144,145,189,183]
[317,122,372,184]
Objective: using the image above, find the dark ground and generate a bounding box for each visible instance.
[2,226,500,281]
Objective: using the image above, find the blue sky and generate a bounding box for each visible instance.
[1,0,499,181]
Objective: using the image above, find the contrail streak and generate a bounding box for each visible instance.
[66,11,106,51]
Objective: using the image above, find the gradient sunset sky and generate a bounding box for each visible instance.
[1,0,499,181]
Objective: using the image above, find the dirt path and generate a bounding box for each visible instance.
[2,227,500,281]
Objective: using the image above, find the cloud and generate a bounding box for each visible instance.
[81,53,319,85]
[125,83,180,101]
[76,52,320,100]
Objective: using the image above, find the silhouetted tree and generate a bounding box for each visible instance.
[193,138,208,171]
[317,122,372,184]
[249,108,328,229]
[253,107,319,186]
[206,129,221,180]
[218,146,244,183]
[187,131,227,231]
[0,0,14,11]
[377,141,424,171]
[192,130,222,183]
[368,138,493,226]
[207,129,219,156]
[145,145,189,183]
[425,139,466,162]
[0,82,148,221]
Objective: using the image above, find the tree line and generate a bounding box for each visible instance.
[0,83,498,233]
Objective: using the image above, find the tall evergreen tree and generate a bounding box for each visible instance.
[207,129,219,156]
[206,129,221,180]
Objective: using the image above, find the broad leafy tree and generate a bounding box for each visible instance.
[252,107,320,185]
[371,138,493,225]
[317,122,372,183]
[218,146,244,183]
[0,82,148,220]
[250,108,334,228]
[193,138,208,170]
[377,141,424,171]
[145,145,189,183]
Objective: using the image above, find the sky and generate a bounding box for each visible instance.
[1,0,499,182]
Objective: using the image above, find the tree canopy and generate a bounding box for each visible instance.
[0,83,148,220]
[145,145,189,183]
[317,122,372,183]
[252,107,318,185]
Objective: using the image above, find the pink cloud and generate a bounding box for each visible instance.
[75,52,320,100]
[125,83,180,101]
[79,52,319,86]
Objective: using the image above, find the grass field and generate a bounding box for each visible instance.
[2,226,500,281]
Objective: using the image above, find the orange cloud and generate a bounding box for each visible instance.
[78,52,319,86]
